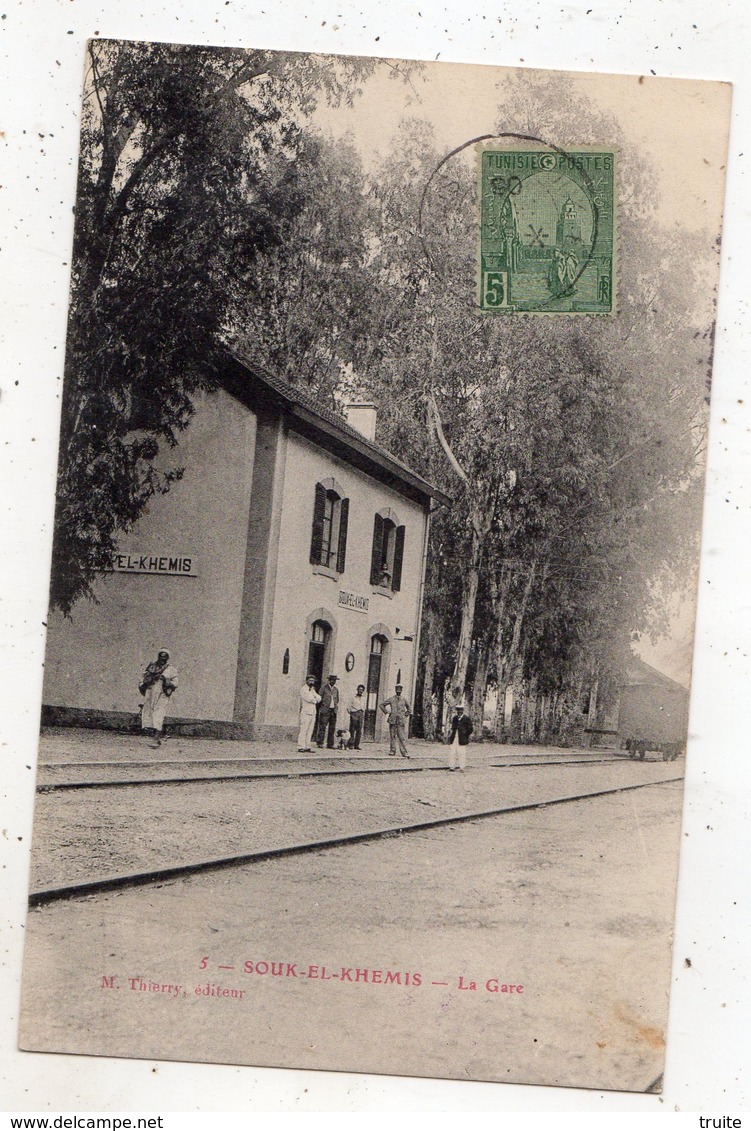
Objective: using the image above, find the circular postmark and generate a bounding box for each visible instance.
[417,131,611,313]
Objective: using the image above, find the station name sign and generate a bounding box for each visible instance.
[338,589,369,614]
[109,554,197,577]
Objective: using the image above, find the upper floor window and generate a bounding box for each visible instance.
[370,509,405,591]
[310,480,349,573]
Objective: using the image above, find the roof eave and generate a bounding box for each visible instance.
[219,349,451,508]
[287,402,451,508]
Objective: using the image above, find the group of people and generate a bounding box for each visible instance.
[298,672,415,757]
[137,650,475,769]
[298,673,358,752]
[298,672,474,768]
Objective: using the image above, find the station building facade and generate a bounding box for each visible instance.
[42,351,448,741]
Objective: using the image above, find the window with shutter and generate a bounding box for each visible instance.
[309,482,327,565]
[370,510,406,591]
[392,525,406,591]
[370,513,385,585]
[336,497,349,574]
[321,491,337,565]
[378,518,396,587]
[311,481,349,573]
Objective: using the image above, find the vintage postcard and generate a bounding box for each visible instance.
[18,40,730,1093]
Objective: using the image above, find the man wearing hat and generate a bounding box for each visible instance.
[316,673,340,749]
[298,674,321,753]
[447,703,473,772]
[380,683,412,758]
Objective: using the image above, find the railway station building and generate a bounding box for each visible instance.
[42,351,449,741]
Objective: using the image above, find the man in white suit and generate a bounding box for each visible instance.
[298,674,321,752]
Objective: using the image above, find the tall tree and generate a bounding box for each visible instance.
[232,132,377,402]
[52,40,378,614]
[360,99,710,725]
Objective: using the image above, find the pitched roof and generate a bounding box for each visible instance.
[220,348,451,508]
[625,654,690,694]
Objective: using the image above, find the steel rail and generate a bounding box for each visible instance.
[37,756,627,792]
[28,774,683,908]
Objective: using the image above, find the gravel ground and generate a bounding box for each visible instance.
[38,726,635,767]
[28,752,680,891]
[20,779,684,1092]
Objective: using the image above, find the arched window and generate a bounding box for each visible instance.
[310,481,349,573]
[307,619,332,689]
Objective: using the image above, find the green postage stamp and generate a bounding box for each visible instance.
[479,147,615,314]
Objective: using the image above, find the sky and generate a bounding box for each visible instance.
[313,57,730,235]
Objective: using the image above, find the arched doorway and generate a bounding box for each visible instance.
[365,632,389,740]
[307,619,332,691]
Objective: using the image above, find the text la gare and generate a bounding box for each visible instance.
[459,976,524,993]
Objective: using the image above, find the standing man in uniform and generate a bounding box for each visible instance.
[298,674,321,753]
[347,684,366,750]
[316,673,340,749]
[380,683,412,758]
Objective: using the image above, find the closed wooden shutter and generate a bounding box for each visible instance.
[370,512,385,585]
[392,525,406,591]
[336,497,350,574]
[309,482,327,564]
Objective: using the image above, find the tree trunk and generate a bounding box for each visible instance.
[509,668,525,742]
[436,677,446,741]
[493,681,508,739]
[537,693,547,743]
[549,691,566,745]
[523,677,538,742]
[538,692,553,743]
[450,526,482,697]
[586,676,599,749]
[558,674,584,746]
[492,559,539,738]
[418,610,440,741]
[489,567,509,739]
[471,642,489,740]
[420,645,437,741]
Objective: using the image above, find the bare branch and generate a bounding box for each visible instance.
[88,43,107,129]
[426,389,468,486]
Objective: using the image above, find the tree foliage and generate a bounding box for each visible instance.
[232,132,377,400]
[354,94,710,739]
[54,48,712,748]
[52,40,378,613]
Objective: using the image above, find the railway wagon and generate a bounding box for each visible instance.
[624,737,683,762]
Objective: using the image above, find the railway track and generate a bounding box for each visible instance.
[36,752,631,791]
[29,771,682,908]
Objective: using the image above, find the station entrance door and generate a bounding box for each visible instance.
[364,633,387,740]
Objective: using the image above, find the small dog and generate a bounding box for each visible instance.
[336,728,351,750]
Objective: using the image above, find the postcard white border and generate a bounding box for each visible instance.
[1,0,749,1114]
